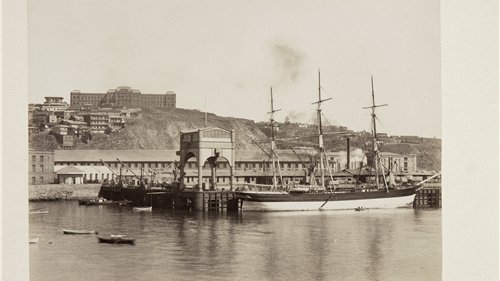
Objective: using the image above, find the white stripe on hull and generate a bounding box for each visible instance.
[241,194,416,212]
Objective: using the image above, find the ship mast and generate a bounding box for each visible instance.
[363,76,387,190]
[268,87,282,189]
[312,69,332,189]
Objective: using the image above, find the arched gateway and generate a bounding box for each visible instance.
[177,127,235,191]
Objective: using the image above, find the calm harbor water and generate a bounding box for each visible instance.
[29,201,441,281]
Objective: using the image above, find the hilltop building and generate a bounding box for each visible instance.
[40,97,70,111]
[70,86,176,109]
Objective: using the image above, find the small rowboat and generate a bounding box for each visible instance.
[29,238,39,244]
[98,237,135,245]
[63,229,98,234]
[133,207,152,211]
[85,200,119,206]
[29,210,49,214]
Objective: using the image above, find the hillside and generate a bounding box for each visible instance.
[30,107,265,151]
[29,107,441,171]
[378,139,441,172]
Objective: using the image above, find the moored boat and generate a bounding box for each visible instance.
[238,73,438,212]
[97,237,135,245]
[85,200,119,205]
[29,238,39,244]
[63,229,98,234]
[29,210,49,214]
[133,206,152,211]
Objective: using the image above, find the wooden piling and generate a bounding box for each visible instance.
[99,185,240,211]
[415,185,441,208]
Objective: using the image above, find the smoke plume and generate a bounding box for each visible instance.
[272,43,305,85]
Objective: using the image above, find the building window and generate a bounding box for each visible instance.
[32,165,36,172]
[40,177,44,183]
[32,177,36,184]
[40,165,44,172]
[32,155,36,162]
[95,173,98,180]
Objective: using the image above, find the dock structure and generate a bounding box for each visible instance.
[177,127,236,193]
[415,183,442,208]
[98,126,440,210]
[99,183,441,211]
[98,186,240,211]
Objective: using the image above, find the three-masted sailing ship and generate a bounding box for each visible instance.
[237,72,436,211]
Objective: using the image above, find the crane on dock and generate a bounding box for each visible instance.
[100,159,120,185]
[116,158,142,185]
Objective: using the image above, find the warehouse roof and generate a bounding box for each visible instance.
[55,150,178,162]
[56,166,85,174]
[54,149,409,163]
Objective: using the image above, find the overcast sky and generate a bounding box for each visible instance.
[28,0,441,138]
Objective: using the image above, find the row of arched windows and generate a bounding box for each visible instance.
[32,165,44,172]
[31,177,43,184]
[31,155,46,162]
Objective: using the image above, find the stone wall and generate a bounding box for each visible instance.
[29,184,101,201]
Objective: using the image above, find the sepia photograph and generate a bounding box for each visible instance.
[2,0,498,280]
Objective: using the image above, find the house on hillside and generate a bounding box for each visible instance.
[400,135,422,144]
[40,97,70,111]
[79,112,109,134]
[109,116,125,131]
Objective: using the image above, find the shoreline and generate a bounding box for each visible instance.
[29,184,101,201]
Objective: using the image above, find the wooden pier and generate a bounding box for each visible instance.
[415,184,442,208]
[98,186,239,211]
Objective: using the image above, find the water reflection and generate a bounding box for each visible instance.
[30,202,441,281]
